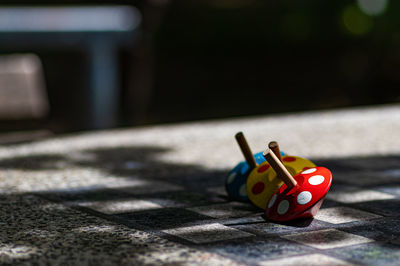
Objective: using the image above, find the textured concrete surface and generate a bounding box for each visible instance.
[1,104,400,265]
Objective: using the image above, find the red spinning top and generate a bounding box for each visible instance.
[263,148,332,222]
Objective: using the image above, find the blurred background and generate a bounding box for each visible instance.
[0,0,399,142]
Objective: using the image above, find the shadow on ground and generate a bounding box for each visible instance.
[0,144,400,264]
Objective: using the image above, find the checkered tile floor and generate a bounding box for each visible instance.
[39,156,400,265]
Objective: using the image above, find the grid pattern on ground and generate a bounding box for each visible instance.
[37,155,400,266]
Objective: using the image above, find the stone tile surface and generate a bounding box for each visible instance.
[259,254,354,266]
[162,223,253,244]
[209,237,313,263]
[332,170,400,186]
[375,184,400,196]
[282,229,375,249]
[353,199,400,216]
[187,202,258,218]
[326,186,395,203]
[206,186,227,195]
[139,190,226,208]
[118,180,183,195]
[78,198,163,214]
[315,206,382,224]
[0,105,400,264]
[0,194,240,265]
[233,218,328,237]
[328,242,400,266]
[116,208,213,230]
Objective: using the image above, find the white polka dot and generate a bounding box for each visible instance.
[301,168,317,174]
[268,194,277,208]
[239,184,247,197]
[297,191,312,205]
[227,172,237,184]
[277,200,289,215]
[308,175,325,185]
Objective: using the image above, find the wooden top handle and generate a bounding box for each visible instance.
[268,141,282,162]
[263,148,297,190]
[235,132,257,170]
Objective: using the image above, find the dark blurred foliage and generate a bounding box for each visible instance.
[148,0,400,123]
[1,0,400,131]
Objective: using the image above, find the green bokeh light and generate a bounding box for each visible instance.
[342,5,373,35]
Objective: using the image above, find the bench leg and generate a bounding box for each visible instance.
[87,40,119,129]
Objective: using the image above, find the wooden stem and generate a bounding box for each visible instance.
[268,141,282,162]
[263,148,297,190]
[235,132,257,170]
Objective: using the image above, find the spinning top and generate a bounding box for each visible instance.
[263,148,332,222]
[246,142,315,209]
